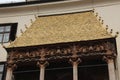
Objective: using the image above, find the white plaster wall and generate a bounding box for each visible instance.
[0,15,35,37]
[0,0,120,79]
[0,0,93,37]
[0,44,7,62]
[95,4,120,80]
[95,3,120,60]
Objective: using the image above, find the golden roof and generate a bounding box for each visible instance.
[9,11,112,47]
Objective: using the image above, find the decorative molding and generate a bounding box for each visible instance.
[6,60,17,70]
[7,40,116,64]
[37,61,49,68]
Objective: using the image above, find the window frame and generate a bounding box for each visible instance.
[0,23,18,44]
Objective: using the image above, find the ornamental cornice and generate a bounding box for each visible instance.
[7,41,116,63]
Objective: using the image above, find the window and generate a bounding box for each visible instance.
[78,60,109,80]
[0,23,17,44]
[14,63,39,80]
[0,26,11,43]
[0,64,4,80]
[45,60,73,80]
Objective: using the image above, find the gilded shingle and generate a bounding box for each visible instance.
[9,11,112,47]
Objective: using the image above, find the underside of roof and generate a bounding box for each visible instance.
[8,11,113,48]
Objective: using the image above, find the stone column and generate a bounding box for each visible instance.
[5,67,13,80]
[70,58,81,80]
[108,58,116,80]
[5,64,16,80]
[37,61,48,80]
[103,56,116,80]
[73,61,78,80]
[40,65,45,80]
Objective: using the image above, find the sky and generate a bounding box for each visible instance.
[0,0,25,4]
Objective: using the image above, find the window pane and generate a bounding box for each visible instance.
[0,27,4,33]
[3,33,10,42]
[0,65,4,80]
[0,65,4,72]
[14,63,39,80]
[45,61,73,80]
[0,73,2,80]
[0,34,3,42]
[5,26,11,32]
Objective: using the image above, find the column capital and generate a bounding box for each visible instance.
[103,55,115,63]
[69,57,81,65]
[37,60,49,68]
[7,60,17,70]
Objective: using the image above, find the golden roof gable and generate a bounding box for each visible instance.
[9,11,112,47]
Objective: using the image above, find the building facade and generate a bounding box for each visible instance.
[0,0,120,80]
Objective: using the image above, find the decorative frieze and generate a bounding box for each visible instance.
[7,41,116,63]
